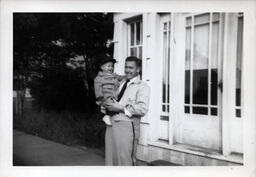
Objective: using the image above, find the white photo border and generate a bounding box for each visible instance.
[0,0,256,177]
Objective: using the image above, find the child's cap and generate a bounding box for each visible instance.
[97,53,117,66]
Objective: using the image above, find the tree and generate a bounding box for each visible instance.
[13,13,114,113]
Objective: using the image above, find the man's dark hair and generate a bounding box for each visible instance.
[125,56,142,68]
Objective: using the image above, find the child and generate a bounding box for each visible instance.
[94,55,124,126]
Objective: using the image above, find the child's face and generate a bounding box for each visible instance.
[101,62,114,73]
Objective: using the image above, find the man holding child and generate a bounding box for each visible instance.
[94,55,150,166]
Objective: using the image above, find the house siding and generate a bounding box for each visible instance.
[113,12,243,165]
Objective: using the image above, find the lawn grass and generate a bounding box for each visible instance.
[13,99,106,148]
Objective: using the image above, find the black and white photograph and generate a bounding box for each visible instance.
[13,12,244,166]
[1,0,256,177]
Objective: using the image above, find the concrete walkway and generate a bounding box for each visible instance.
[13,130,105,166]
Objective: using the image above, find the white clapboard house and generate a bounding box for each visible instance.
[113,12,243,165]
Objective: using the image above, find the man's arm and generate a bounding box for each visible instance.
[124,84,150,117]
[104,99,125,113]
[104,83,150,117]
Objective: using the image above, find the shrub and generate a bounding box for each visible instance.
[13,101,106,148]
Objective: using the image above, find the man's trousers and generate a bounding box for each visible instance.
[105,120,138,166]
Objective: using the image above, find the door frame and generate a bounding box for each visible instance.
[157,13,174,145]
[222,13,244,155]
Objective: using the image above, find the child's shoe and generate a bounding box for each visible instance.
[102,115,112,126]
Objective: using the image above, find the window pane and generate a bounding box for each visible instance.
[236,109,241,118]
[186,17,192,26]
[193,24,209,105]
[185,106,190,113]
[194,24,209,69]
[213,13,220,21]
[160,115,169,121]
[236,16,243,107]
[211,69,218,105]
[211,22,219,69]
[162,105,166,112]
[185,27,191,104]
[136,22,141,45]
[192,107,208,115]
[195,13,210,24]
[193,70,208,104]
[164,22,167,31]
[130,23,135,46]
[162,81,166,103]
[211,108,218,116]
[130,48,137,56]
[211,22,219,105]
[139,46,142,59]
[185,71,190,104]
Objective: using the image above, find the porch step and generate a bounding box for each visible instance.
[137,142,243,166]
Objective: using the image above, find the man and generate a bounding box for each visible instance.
[104,56,150,166]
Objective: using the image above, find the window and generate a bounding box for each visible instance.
[235,13,243,118]
[128,20,143,59]
[184,13,221,116]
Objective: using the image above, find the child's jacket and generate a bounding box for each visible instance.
[94,71,124,105]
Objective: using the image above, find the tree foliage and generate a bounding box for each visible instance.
[14,13,114,112]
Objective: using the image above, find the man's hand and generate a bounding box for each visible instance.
[104,99,124,113]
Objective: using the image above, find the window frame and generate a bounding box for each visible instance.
[184,12,223,116]
[127,19,143,59]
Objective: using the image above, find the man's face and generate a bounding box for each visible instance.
[125,61,140,80]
